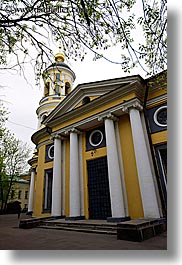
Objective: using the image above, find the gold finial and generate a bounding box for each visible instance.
[55,43,65,62]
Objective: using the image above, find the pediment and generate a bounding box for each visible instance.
[44,75,143,124]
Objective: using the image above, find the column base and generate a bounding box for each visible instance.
[51,215,65,219]
[65,216,85,221]
[107,216,131,223]
[26,211,33,216]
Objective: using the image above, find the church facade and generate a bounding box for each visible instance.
[28,50,167,221]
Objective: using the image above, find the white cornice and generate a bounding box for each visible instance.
[146,94,167,107]
[49,98,143,136]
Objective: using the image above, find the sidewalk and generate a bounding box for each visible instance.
[0,214,167,250]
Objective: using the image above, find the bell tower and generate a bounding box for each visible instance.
[36,46,76,128]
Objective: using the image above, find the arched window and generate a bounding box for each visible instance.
[45,82,50,97]
[56,73,60,81]
[55,85,60,95]
[65,82,71,95]
[41,114,47,123]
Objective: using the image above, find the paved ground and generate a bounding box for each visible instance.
[0,214,167,250]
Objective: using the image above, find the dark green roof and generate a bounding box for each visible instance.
[46,62,71,71]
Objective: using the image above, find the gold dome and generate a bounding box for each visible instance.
[54,45,65,62]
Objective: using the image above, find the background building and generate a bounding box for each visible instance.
[0,175,30,213]
[28,49,167,221]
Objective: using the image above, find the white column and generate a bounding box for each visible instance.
[27,167,36,214]
[51,134,62,216]
[78,134,84,216]
[104,114,126,218]
[69,128,80,217]
[61,140,66,216]
[128,104,160,218]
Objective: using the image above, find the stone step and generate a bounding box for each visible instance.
[117,218,167,241]
[38,224,117,235]
[38,219,117,235]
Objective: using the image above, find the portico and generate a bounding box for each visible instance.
[28,51,166,220]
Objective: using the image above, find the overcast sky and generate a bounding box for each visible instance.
[1,45,146,151]
[0,0,172,153]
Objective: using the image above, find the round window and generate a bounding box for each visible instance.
[48,145,54,159]
[89,130,103,147]
[153,106,167,127]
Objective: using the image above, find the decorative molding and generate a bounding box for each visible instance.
[146,94,167,108]
[121,100,143,113]
[51,133,65,141]
[64,127,81,135]
[98,112,119,122]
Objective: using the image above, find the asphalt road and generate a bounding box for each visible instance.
[0,214,167,250]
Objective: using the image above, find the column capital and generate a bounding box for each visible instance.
[51,133,65,141]
[30,166,36,173]
[64,127,81,135]
[121,100,143,113]
[98,112,118,122]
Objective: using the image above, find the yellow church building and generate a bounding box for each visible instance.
[28,49,167,222]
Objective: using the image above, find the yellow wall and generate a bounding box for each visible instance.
[118,115,144,219]
[9,182,30,210]
[151,130,167,145]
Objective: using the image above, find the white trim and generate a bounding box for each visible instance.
[153,106,167,127]
[89,130,103,147]
[48,145,54,159]
[146,94,167,107]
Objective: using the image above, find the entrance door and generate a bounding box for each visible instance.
[87,156,111,219]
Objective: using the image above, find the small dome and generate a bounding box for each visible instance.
[54,52,65,62]
[54,44,65,62]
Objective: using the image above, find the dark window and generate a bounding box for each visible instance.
[18,190,22,199]
[65,82,71,94]
[82,96,90,105]
[45,144,54,162]
[43,169,53,212]
[11,190,15,199]
[155,144,167,212]
[147,104,167,133]
[55,85,60,95]
[89,130,103,147]
[41,114,47,123]
[25,191,28,199]
[56,73,60,81]
[86,126,106,151]
[155,108,167,126]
